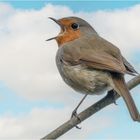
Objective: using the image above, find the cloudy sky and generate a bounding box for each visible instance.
[0,1,140,139]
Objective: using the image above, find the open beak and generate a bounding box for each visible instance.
[46,17,64,41]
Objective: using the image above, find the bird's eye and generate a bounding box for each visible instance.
[71,23,79,30]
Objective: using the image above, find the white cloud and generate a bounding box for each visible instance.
[0,3,74,101]
[0,107,113,140]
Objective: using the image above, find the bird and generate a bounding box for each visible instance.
[47,16,140,125]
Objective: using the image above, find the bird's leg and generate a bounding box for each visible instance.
[106,90,118,105]
[71,94,88,129]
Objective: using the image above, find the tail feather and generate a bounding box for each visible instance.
[112,74,140,122]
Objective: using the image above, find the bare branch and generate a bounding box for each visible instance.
[41,75,140,140]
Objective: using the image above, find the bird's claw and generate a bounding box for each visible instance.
[71,110,82,129]
[113,100,118,105]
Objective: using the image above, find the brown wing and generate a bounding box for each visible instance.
[79,49,126,74]
[62,35,135,75]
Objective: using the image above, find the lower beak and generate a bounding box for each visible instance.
[46,36,57,41]
[46,17,64,41]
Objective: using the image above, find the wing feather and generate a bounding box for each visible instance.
[62,35,136,75]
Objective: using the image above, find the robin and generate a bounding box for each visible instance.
[47,16,140,125]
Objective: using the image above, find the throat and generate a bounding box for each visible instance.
[56,30,81,46]
[56,35,67,46]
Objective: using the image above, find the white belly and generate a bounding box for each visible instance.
[59,63,111,95]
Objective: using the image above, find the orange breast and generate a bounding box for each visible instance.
[56,29,80,46]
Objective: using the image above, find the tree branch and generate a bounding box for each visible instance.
[41,75,140,140]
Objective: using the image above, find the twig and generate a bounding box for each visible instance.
[41,75,140,139]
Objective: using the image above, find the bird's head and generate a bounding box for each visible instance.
[47,16,97,46]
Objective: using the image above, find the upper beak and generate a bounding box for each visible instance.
[46,17,64,41]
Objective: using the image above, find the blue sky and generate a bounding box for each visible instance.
[0,1,140,139]
[7,1,140,11]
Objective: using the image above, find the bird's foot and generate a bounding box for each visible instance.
[71,110,82,129]
[111,99,117,105]
[106,90,118,105]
